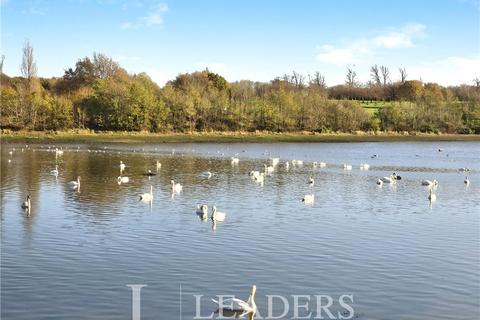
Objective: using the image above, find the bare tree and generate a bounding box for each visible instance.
[380,66,390,85]
[370,65,381,85]
[20,39,37,82]
[309,71,326,88]
[473,77,480,88]
[291,70,305,88]
[345,68,357,87]
[399,67,407,83]
[0,54,5,74]
[19,39,39,128]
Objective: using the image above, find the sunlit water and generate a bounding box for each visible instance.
[1,141,479,320]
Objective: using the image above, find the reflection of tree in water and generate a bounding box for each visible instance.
[2,145,293,227]
[1,147,45,241]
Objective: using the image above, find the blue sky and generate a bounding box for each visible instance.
[1,0,479,86]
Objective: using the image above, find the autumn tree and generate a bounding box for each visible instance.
[398,80,424,101]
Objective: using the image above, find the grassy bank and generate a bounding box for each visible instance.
[2,130,480,144]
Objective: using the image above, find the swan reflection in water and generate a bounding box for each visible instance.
[212,285,257,319]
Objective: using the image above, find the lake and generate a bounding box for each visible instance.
[1,141,479,320]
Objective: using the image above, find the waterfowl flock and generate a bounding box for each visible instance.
[11,144,474,220]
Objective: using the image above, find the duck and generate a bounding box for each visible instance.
[464,175,470,186]
[459,167,470,172]
[302,194,314,204]
[51,165,59,177]
[371,154,378,159]
[264,164,274,173]
[171,180,183,193]
[308,176,314,186]
[119,161,126,172]
[211,206,226,222]
[428,189,437,202]
[212,285,257,315]
[139,186,153,201]
[196,204,209,220]
[117,176,129,184]
[68,176,81,189]
[376,179,383,186]
[421,179,438,187]
[21,195,31,210]
[200,171,213,178]
[144,170,157,176]
[231,157,239,165]
[343,164,352,170]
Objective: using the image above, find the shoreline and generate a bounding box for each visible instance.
[2,131,480,143]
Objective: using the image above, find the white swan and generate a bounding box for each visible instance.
[200,171,213,178]
[379,175,397,184]
[285,161,290,169]
[292,159,303,166]
[212,285,257,315]
[318,162,326,168]
[343,164,352,170]
[211,206,226,222]
[117,176,129,184]
[428,189,436,202]
[156,160,161,170]
[249,170,260,178]
[51,165,59,177]
[55,148,64,156]
[171,180,183,193]
[254,172,265,183]
[139,186,153,201]
[120,161,126,172]
[196,204,208,220]
[231,157,239,165]
[264,164,274,173]
[360,163,370,170]
[302,194,314,204]
[421,179,438,187]
[68,176,81,189]
[21,195,31,210]
[271,158,280,166]
[464,175,470,186]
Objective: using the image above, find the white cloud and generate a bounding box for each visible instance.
[316,46,355,65]
[408,55,480,86]
[316,23,426,65]
[21,6,46,16]
[121,2,168,29]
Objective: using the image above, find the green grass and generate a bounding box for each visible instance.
[2,130,479,144]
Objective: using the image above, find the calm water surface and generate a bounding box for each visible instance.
[1,141,479,319]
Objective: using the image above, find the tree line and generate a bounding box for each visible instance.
[1,41,479,133]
